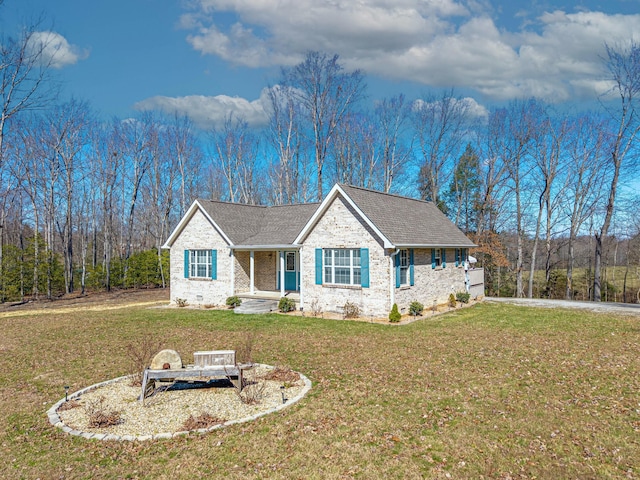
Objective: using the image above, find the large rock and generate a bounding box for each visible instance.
[150,349,182,370]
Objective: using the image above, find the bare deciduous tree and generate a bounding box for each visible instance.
[414,91,470,207]
[374,94,411,193]
[266,85,310,204]
[0,22,55,299]
[282,52,366,200]
[209,113,260,204]
[593,41,640,301]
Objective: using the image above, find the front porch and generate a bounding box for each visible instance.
[233,249,301,299]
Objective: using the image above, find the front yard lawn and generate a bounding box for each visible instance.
[1,298,639,479]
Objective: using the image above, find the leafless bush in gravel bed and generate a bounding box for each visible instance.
[84,396,122,428]
[260,366,300,384]
[181,412,226,430]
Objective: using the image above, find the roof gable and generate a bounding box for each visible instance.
[163,199,319,249]
[295,184,475,248]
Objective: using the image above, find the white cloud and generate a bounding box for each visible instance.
[180,0,640,102]
[133,88,273,129]
[27,31,87,69]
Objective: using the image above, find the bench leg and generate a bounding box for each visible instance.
[139,369,156,403]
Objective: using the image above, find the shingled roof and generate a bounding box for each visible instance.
[195,200,319,246]
[165,184,474,249]
[336,184,475,247]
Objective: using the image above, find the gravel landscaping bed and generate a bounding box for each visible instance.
[51,364,310,440]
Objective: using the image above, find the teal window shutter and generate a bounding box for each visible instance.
[442,248,447,268]
[395,254,401,288]
[315,248,323,285]
[431,249,436,269]
[211,249,217,279]
[409,249,415,286]
[184,250,190,278]
[360,248,369,288]
[455,248,459,267]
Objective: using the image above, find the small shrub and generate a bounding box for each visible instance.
[235,331,255,365]
[343,301,360,319]
[409,301,424,316]
[456,291,471,304]
[236,379,267,405]
[448,293,457,308]
[310,298,323,317]
[84,396,122,428]
[278,296,296,312]
[57,399,81,412]
[389,303,401,323]
[261,365,300,384]
[175,297,188,307]
[125,336,162,386]
[226,296,242,308]
[181,412,225,431]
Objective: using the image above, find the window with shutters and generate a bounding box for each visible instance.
[433,248,442,267]
[323,249,361,285]
[190,250,211,278]
[399,249,409,285]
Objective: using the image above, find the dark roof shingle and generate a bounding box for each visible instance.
[338,184,475,247]
[195,185,474,248]
[197,200,318,246]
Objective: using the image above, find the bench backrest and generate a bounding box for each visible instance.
[193,350,236,368]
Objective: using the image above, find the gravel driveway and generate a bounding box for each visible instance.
[485,297,640,316]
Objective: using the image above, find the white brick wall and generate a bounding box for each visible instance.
[169,209,232,306]
[300,196,391,317]
[393,248,467,313]
[300,196,469,318]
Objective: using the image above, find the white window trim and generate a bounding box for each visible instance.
[323,248,361,286]
[190,249,211,278]
[434,248,442,267]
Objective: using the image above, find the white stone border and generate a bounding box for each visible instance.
[47,365,312,441]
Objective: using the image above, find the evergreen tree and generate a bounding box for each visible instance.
[444,144,481,233]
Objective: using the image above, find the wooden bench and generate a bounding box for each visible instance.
[139,350,245,402]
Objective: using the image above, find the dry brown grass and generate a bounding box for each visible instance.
[1,289,640,479]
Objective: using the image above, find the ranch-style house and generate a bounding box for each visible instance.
[163,183,482,317]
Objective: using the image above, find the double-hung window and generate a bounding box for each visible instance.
[190,250,211,278]
[399,249,409,285]
[324,249,361,285]
[434,248,441,267]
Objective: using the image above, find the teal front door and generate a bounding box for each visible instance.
[284,251,298,291]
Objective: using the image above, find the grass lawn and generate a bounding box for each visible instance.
[1,295,639,479]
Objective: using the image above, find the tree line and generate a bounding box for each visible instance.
[1,20,638,302]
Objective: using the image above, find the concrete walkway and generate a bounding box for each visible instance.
[485,297,640,316]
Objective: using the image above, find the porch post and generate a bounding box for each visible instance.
[230,250,235,296]
[280,250,285,297]
[250,250,255,295]
[298,248,303,309]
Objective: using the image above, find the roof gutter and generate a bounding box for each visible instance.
[230,244,302,251]
[393,243,477,248]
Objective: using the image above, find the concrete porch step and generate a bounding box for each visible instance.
[234,298,279,314]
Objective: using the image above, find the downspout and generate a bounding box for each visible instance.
[230,249,235,296]
[389,248,400,311]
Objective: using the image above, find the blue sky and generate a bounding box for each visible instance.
[2,0,639,129]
